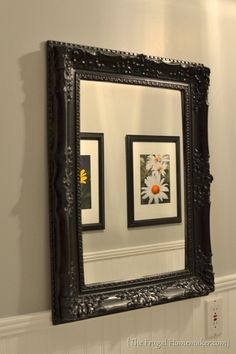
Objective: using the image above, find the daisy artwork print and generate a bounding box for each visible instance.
[126,135,181,227]
[140,154,170,205]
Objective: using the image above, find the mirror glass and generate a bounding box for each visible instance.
[80,79,185,285]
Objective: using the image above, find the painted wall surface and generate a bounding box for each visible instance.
[0,0,236,328]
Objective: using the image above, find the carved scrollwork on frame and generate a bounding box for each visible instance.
[193,148,213,208]
[60,261,80,321]
[61,276,214,321]
[191,67,210,112]
[65,261,78,297]
[57,42,210,89]
[63,146,74,216]
[63,54,74,102]
[72,46,210,113]
[62,293,106,320]
[196,246,214,290]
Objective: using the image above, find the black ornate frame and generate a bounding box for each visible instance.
[47,40,214,325]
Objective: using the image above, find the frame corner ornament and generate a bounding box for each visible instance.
[193,148,213,208]
[191,66,210,112]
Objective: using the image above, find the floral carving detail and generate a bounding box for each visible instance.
[62,43,210,87]
[64,54,74,101]
[191,67,210,111]
[54,42,210,112]
[196,246,214,290]
[63,293,106,319]
[63,146,74,216]
[66,261,78,297]
[61,277,213,320]
[61,261,80,320]
[178,277,213,295]
[193,148,213,207]
[118,286,162,307]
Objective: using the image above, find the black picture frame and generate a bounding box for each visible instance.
[47,40,214,325]
[126,135,181,227]
[80,132,105,231]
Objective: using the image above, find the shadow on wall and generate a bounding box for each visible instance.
[14,43,51,314]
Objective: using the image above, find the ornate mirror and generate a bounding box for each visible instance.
[47,40,214,324]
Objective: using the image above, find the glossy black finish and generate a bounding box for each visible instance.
[47,40,214,325]
[126,135,181,227]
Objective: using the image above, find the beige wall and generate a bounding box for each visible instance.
[0,0,236,319]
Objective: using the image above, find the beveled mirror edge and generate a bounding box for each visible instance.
[47,40,214,325]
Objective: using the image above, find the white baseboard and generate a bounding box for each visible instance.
[0,311,51,338]
[215,273,236,292]
[0,274,235,338]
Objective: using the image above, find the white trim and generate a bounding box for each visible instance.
[215,273,236,292]
[0,311,51,338]
[0,274,236,337]
[83,240,185,263]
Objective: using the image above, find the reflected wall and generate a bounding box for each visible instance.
[80,80,185,284]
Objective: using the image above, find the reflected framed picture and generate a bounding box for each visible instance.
[80,133,105,231]
[126,135,181,227]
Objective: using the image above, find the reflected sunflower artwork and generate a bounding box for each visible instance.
[80,155,91,209]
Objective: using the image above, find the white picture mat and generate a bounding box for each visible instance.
[133,141,177,220]
[81,140,99,224]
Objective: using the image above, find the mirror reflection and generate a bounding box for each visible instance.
[80,80,185,285]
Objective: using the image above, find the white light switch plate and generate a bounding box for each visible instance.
[205,297,223,338]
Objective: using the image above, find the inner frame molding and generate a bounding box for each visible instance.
[47,40,214,325]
